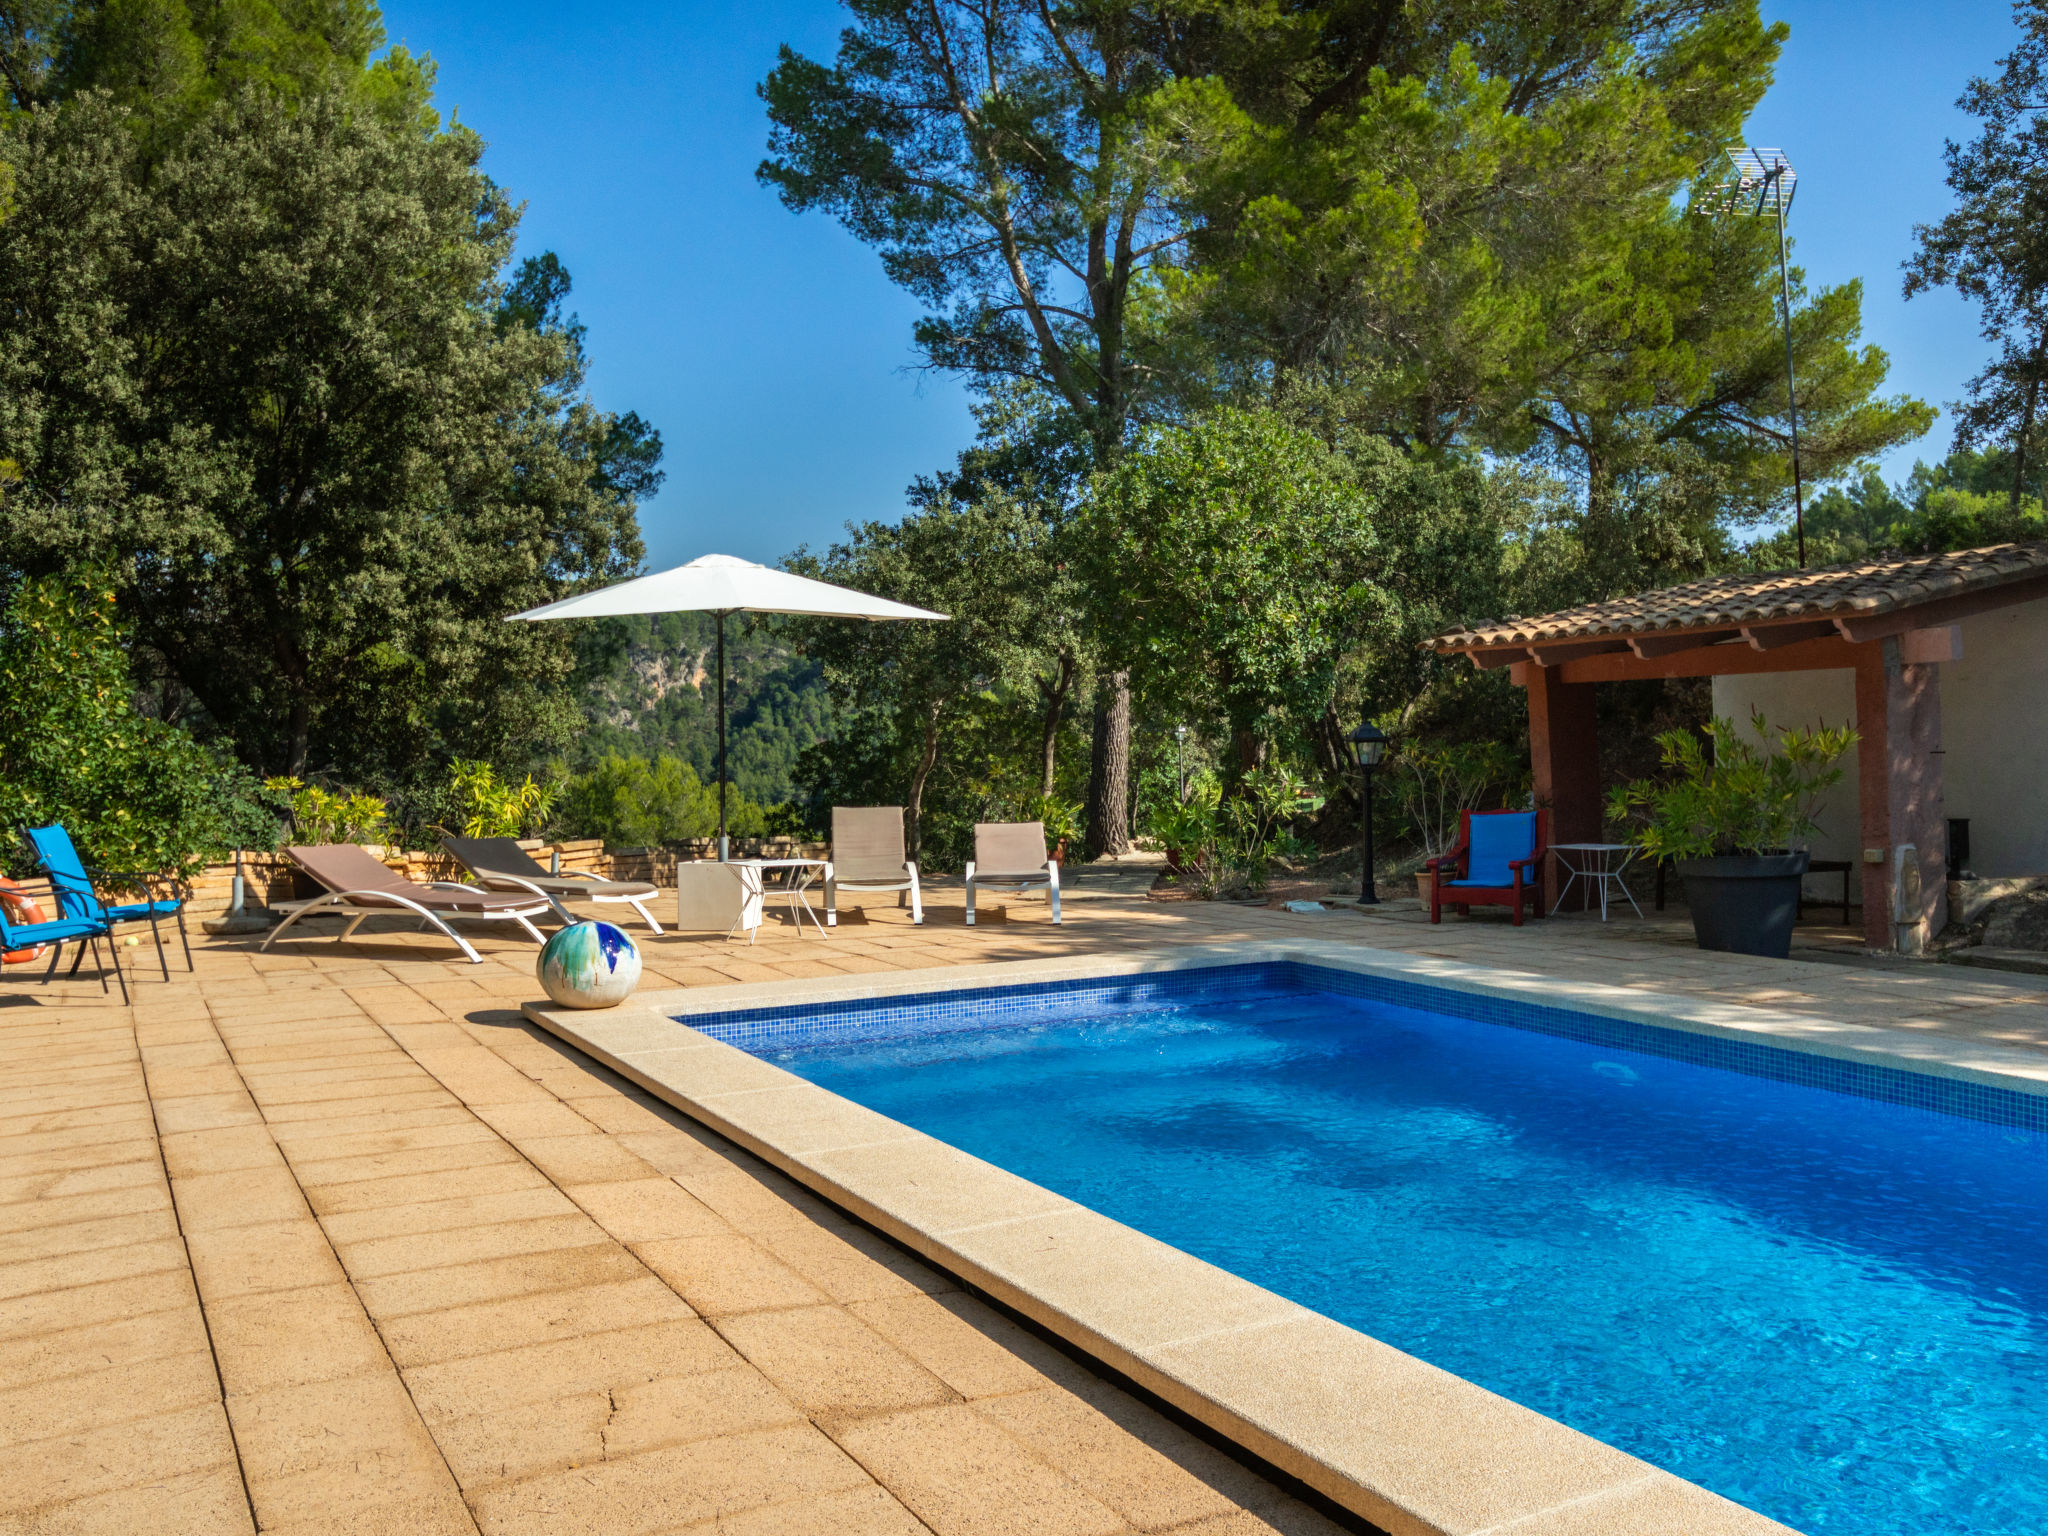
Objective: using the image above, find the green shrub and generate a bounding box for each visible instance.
[555,754,768,847]
[447,760,559,839]
[0,572,245,877]
[1607,715,1856,859]
[263,778,389,846]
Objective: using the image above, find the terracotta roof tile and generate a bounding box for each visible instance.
[1427,542,2048,652]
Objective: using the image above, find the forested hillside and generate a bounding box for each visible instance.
[564,614,828,806]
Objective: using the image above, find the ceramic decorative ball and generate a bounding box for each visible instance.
[537,921,642,1009]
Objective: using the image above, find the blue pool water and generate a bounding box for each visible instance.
[726,971,2048,1535]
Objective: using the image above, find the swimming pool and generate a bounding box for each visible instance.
[700,964,2048,1536]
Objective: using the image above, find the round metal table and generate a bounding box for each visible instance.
[1549,843,1643,921]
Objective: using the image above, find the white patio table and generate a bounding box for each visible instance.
[729,857,834,939]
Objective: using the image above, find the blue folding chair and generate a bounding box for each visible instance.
[0,879,126,1002]
[25,825,192,982]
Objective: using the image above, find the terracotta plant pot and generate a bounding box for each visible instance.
[1049,841,1068,866]
[1166,847,1185,873]
[1415,871,1435,904]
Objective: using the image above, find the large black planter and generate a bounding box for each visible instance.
[1677,852,1811,958]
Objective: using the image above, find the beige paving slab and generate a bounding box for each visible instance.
[832,1402,1130,1536]
[0,1236,190,1302]
[334,1211,611,1279]
[712,1303,960,1420]
[669,1483,929,1536]
[0,1463,253,1536]
[186,1220,349,1298]
[0,1348,222,1446]
[561,1177,729,1242]
[401,1317,741,1425]
[0,1181,168,1234]
[0,1402,241,1513]
[304,1158,553,1217]
[350,1242,651,1320]
[379,1274,696,1368]
[467,1423,874,1536]
[0,1268,198,1343]
[0,1304,212,1388]
[204,1283,395,1395]
[225,1369,463,1530]
[631,1232,829,1316]
[849,1291,1070,1401]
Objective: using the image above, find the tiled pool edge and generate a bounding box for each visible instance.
[522,942,1836,1536]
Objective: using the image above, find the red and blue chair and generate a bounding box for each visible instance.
[25,824,192,981]
[1427,809,1548,926]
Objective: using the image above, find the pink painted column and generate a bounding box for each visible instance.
[1852,639,1947,951]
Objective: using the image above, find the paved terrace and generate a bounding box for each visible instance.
[6,881,2047,1536]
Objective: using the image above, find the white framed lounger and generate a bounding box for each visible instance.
[263,845,554,965]
[439,836,667,934]
[465,868,666,934]
[963,820,1060,926]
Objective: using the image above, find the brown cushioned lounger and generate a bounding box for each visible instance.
[441,835,664,934]
[261,844,553,965]
[963,821,1060,926]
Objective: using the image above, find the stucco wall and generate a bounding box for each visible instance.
[1710,667,1863,903]
[1712,599,2048,905]
[1937,602,2048,877]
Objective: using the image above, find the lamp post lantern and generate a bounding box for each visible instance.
[1714,147,1807,568]
[1348,721,1388,905]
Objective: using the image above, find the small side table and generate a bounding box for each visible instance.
[729,857,834,939]
[1800,859,1854,925]
[1550,844,1642,921]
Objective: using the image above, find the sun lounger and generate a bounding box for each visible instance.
[825,806,922,926]
[262,844,553,964]
[440,836,664,933]
[964,821,1060,926]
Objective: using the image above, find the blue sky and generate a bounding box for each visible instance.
[381,0,2022,570]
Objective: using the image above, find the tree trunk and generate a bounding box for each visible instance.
[1233,730,1264,775]
[1084,671,1132,858]
[904,702,945,865]
[1036,649,1078,797]
[2013,336,2045,516]
[284,691,311,777]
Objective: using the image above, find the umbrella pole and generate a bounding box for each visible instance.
[716,610,729,861]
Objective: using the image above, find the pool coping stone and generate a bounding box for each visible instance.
[522,936,2039,1536]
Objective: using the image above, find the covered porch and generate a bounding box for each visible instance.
[1426,543,2048,952]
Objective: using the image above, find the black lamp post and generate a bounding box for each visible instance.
[1348,721,1387,905]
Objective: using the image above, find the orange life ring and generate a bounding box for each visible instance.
[0,876,49,963]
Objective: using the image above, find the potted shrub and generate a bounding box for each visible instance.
[1608,714,1856,958]
[1023,795,1083,864]
[1151,794,1218,875]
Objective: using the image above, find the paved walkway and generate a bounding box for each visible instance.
[4,884,2045,1535]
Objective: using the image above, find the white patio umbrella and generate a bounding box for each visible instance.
[508,554,947,857]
